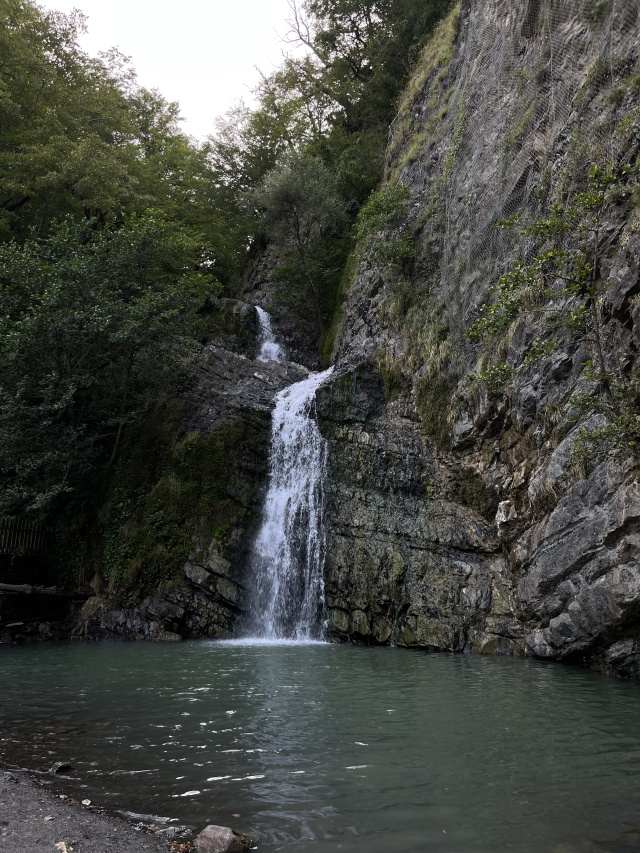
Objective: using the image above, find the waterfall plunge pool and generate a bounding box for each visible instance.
[1,641,640,852]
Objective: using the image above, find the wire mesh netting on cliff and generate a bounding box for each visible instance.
[387,0,640,329]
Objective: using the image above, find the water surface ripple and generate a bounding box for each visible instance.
[1,642,640,852]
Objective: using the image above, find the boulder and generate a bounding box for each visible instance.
[194,824,252,853]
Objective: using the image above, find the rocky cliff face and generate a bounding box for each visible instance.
[317,364,522,653]
[317,0,640,676]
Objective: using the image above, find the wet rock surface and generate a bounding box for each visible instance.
[519,459,640,664]
[317,363,523,654]
[193,824,252,853]
[187,345,307,435]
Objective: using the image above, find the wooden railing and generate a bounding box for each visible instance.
[0,519,48,556]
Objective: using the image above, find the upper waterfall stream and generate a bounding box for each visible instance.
[249,306,333,640]
[256,306,285,363]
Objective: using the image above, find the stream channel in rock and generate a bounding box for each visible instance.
[2,310,640,852]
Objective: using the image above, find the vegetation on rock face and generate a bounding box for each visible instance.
[98,419,264,592]
[466,163,640,459]
[354,183,412,269]
[386,2,461,179]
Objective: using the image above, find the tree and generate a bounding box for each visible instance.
[206,0,454,211]
[0,1,251,288]
[0,1,139,236]
[0,214,213,516]
[251,152,346,330]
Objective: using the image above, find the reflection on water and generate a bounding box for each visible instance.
[1,641,640,852]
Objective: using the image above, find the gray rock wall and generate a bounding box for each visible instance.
[321,0,640,676]
[317,363,523,653]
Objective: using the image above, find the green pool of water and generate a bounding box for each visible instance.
[1,640,640,852]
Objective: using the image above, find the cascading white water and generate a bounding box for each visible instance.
[248,366,334,640]
[256,306,285,363]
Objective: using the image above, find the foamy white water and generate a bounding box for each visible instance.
[213,638,328,647]
[256,306,285,363]
[248,367,334,640]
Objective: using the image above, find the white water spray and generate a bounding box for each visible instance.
[248,366,334,640]
[256,306,285,363]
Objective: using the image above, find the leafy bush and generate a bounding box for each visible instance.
[355,183,412,268]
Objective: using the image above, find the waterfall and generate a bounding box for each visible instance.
[256,306,285,363]
[248,366,334,640]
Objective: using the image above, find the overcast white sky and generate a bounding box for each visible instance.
[37,0,297,140]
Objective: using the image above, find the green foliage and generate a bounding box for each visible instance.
[272,232,351,336]
[504,104,536,151]
[472,339,558,390]
[0,214,213,518]
[100,422,257,591]
[471,361,513,392]
[356,183,411,236]
[355,183,412,268]
[571,365,640,463]
[467,166,629,346]
[387,3,461,177]
[210,1,456,234]
[378,357,409,402]
[579,0,612,25]
[206,0,456,355]
[252,152,346,251]
[287,0,456,149]
[251,152,347,334]
[0,0,260,578]
[0,1,133,238]
[0,1,250,287]
[318,247,356,364]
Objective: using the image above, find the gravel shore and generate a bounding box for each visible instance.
[0,771,182,853]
